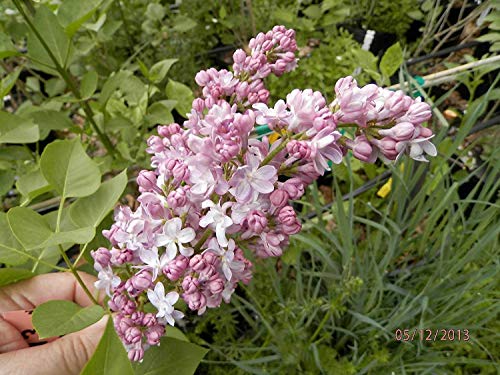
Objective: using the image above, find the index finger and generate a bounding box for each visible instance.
[0,272,98,313]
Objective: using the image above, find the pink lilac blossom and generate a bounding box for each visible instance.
[332,77,435,163]
[92,26,436,361]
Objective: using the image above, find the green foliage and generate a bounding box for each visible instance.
[0,267,34,287]
[7,207,53,249]
[0,31,20,59]
[27,5,72,72]
[81,317,135,375]
[40,139,101,198]
[69,170,127,228]
[352,0,421,37]
[0,111,38,144]
[477,0,500,52]
[134,337,209,375]
[32,300,104,339]
[165,79,195,117]
[57,0,103,37]
[379,42,403,85]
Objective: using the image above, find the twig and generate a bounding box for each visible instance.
[388,55,500,90]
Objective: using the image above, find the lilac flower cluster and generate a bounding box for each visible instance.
[332,77,437,163]
[91,26,436,361]
[196,25,297,106]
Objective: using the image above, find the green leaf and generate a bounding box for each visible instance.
[145,3,165,21]
[30,246,60,274]
[16,168,52,205]
[0,146,32,161]
[7,207,53,250]
[84,13,107,32]
[0,212,28,265]
[380,42,403,80]
[0,268,34,287]
[172,16,196,32]
[134,337,208,375]
[146,101,176,126]
[165,326,189,342]
[0,169,15,196]
[273,8,294,24]
[165,79,194,118]
[27,5,71,69]
[148,59,178,83]
[219,6,227,19]
[81,317,135,375]
[0,67,22,99]
[70,170,127,228]
[303,5,322,19]
[45,226,96,247]
[58,0,104,37]
[26,76,40,92]
[81,70,98,99]
[0,32,19,59]
[45,77,67,97]
[99,71,131,105]
[0,111,39,144]
[40,139,101,198]
[27,110,73,140]
[32,300,104,339]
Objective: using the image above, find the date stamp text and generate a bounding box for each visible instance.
[394,329,469,342]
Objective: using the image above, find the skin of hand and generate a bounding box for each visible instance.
[0,272,106,375]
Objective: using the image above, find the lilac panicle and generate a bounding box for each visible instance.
[92,26,435,361]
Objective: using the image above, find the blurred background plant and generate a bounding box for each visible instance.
[0,0,498,373]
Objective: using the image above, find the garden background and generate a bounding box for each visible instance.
[0,0,498,374]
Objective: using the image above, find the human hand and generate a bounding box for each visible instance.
[0,272,106,375]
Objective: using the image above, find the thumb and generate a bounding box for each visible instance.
[0,316,108,375]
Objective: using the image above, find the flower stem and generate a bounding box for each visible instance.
[260,141,286,166]
[336,123,358,128]
[58,245,100,305]
[52,193,99,305]
[193,229,212,252]
[309,310,331,344]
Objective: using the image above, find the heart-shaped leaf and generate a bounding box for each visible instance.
[40,139,101,199]
[32,300,104,339]
[70,170,127,228]
[7,207,53,250]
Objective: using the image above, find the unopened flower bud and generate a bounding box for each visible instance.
[124,327,142,344]
[246,210,268,234]
[378,122,416,141]
[128,348,144,362]
[270,189,289,208]
[351,135,377,163]
[137,170,158,192]
[207,277,225,294]
[282,178,304,199]
[91,247,111,267]
[146,324,165,345]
